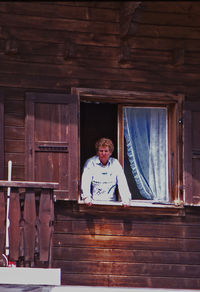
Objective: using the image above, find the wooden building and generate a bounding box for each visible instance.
[0,1,200,289]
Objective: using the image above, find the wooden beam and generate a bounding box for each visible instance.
[0,180,59,189]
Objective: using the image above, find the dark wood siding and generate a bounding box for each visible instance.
[4,88,25,180]
[0,1,200,289]
[53,202,200,288]
[0,2,200,98]
[183,102,200,205]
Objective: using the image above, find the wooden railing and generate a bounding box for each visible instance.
[0,181,59,267]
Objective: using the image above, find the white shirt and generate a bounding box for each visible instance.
[81,156,131,204]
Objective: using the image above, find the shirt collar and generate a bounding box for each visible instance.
[95,155,111,166]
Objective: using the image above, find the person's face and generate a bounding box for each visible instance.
[97,146,112,165]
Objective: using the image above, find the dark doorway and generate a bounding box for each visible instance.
[80,102,118,171]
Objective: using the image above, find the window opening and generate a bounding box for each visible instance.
[80,102,170,203]
[74,87,184,206]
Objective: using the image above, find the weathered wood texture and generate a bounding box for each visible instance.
[0,1,200,179]
[0,181,58,266]
[53,201,200,288]
[0,1,200,289]
[25,92,78,200]
[183,102,200,205]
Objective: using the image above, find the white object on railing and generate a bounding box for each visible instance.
[5,160,12,260]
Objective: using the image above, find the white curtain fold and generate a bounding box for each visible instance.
[123,107,169,201]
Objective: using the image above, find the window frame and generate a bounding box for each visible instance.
[72,87,184,207]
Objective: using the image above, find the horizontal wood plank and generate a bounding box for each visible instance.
[2,63,200,87]
[0,2,119,22]
[61,273,109,286]
[5,140,25,153]
[5,113,24,127]
[52,246,200,265]
[108,275,200,289]
[61,272,200,288]
[4,99,24,114]
[5,126,24,140]
[133,10,200,27]
[38,2,120,10]
[0,50,172,68]
[0,14,119,34]
[53,233,200,251]
[53,260,200,278]
[4,165,24,181]
[54,220,200,238]
[143,2,199,14]
[0,27,119,46]
[0,180,59,189]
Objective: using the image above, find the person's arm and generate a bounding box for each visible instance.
[116,160,132,206]
[81,161,93,205]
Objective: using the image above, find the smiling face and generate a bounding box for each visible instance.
[97,146,112,165]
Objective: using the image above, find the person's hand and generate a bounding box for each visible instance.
[122,203,129,208]
[122,200,131,207]
[83,197,93,206]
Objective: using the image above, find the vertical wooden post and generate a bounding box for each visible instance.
[24,188,36,265]
[0,187,5,253]
[38,189,54,263]
[9,188,20,261]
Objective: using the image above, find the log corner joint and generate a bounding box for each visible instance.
[119,1,142,64]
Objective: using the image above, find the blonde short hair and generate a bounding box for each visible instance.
[95,138,114,154]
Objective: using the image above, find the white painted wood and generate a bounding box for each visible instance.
[0,267,61,285]
[51,287,200,292]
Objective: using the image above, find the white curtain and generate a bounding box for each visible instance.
[123,107,169,201]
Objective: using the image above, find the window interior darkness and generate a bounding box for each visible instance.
[80,102,118,172]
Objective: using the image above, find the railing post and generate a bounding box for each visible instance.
[0,181,58,267]
[24,188,36,266]
[38,189,54,265]
[0,187,5,254]
[9,188,20,261]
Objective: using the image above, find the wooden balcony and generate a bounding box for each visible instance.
[0,181,59,267]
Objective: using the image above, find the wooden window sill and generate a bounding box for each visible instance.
[78,199,185,217]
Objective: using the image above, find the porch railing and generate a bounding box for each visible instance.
[0,181,59,267]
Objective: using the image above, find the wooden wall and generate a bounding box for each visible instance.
[1,1,200,179]
[53,202,200,288]
[1,1,200,288]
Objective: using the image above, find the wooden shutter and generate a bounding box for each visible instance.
[0,90,4,179]
[25,92,78,200]
[183,101,200,205]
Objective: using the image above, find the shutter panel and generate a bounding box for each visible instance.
[183,101,200,205]
[25,92,78,200]
[0,90,4,179]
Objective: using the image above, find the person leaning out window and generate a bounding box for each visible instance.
[81,137,132,207]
